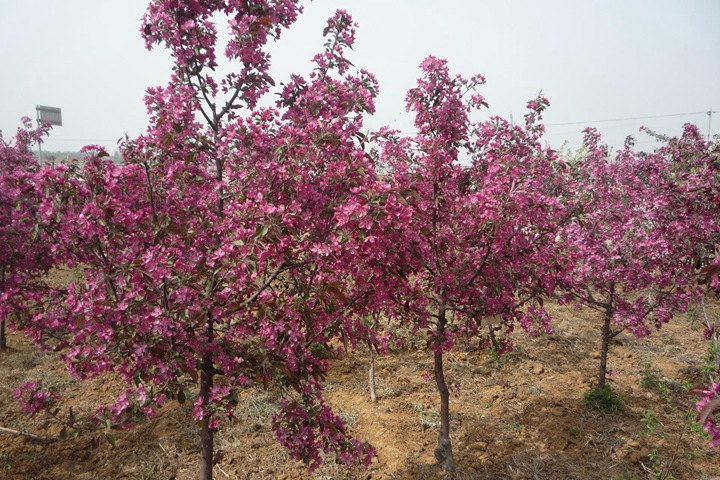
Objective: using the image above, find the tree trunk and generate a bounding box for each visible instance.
[368,315,380,403]
[596,310,612,392]
[368,342,377,403]
[198,125,222,480]
[199,355,214,480]
[1,270,5,350]
[487,325,498,352]
[433,303,456,471]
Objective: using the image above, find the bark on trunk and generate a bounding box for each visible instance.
[1,271,5,350]
[198,125,222,480]
[368,315,380,403]
[199,355,214,480]
[368,342,377,403]
[433,303,456,471]
[597,310,612,393]
[487,325,498,352]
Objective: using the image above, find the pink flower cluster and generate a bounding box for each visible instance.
[12,382,59,416]
[695,383,720,447]
[272,395,374,472]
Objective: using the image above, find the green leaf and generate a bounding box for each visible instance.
[255,224,269,238]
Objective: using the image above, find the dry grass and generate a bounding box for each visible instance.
[1,298,719,479]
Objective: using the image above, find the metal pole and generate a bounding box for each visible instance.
[708,108,713,141]
[36,105,43,167]
[35,105,62,167]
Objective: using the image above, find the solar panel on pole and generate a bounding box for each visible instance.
[35,105,62,166]
[36,105,62,126]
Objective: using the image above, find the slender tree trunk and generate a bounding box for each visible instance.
[0,319,6,350]
[199,354,214,480]
[434,302,456,471]
[701,297,720,371]
[1,270,5,350]
[197,125,222,480]
[368,314,380,403]
[597,309,612,393]
[487,325,498,352]
[368,342,377,403]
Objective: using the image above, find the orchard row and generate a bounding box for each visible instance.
[1,1,718,478]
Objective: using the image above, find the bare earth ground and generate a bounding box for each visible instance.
[2,300,720,479]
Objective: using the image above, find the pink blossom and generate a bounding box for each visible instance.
[12,382,59,415]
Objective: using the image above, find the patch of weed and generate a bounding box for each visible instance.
[584,384,623,412]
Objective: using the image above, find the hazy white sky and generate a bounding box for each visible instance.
[1,0,719,153]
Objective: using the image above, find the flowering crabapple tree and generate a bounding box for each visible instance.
[655,127,720,447]
[6,2,389,479]
[692,297,720,448]
[374,57,565,471]
[0,119,52,351]
[557,128,708,399]
[642,124,720,274]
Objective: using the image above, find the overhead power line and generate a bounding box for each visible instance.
[547,111,708,127]
[50,138,119,142]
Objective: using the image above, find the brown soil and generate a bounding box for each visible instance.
[1,301,720,479]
